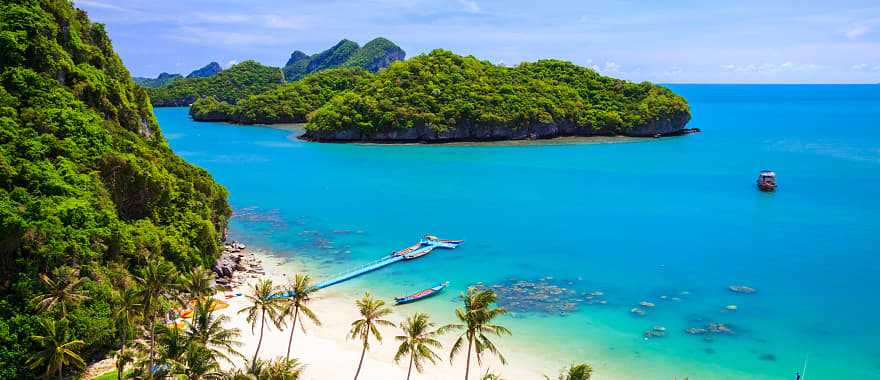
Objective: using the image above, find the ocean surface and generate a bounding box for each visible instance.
[156,84,880,379]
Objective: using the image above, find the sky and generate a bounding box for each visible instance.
[74,0,880,83]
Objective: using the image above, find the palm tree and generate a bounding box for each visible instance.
[186,297,243,364]
[348,293,395,380]
[182,266,217,304]
[258,357,305,379]
[27,318,86,380]
[394,313,442,380]
[179,343,225,380]
[134,257,180,379]
[111,285,142,380]
[31,267,89,317]
[238,279,282,372]
[548,364,593,380]
[277,274,321,359]
[441,288,511,380]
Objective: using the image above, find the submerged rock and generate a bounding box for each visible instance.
[729,285,757,294]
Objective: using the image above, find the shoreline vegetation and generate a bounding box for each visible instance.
[188,50,692,143]
[86,243,597,380]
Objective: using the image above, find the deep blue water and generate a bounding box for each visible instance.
[157,84,880,379]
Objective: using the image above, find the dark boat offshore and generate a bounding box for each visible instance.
[395,282,450,305]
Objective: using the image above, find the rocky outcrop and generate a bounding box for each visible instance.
[283,38,405,81]
[212,241,265,289]
[187,62,222,78]
[302,109,692,143]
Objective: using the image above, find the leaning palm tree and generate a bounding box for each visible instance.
[441,288,511,380]
[181,266,217,304]
[348,293,395,380]
[394,313,443,380]
[238,279,282,372]
[31,267,89,318]
[548,363,593,380]
[27,318,86,380]
[186,297,243,364]
[134,257,180,379]
[277,274,321,359]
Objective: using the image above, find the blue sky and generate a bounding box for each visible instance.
[75,0,880,83]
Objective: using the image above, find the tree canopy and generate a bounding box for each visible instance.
[148,60,283,106]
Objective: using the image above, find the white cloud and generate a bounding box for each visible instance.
[603,61,619,73]
[721,62,823,74]
[168,27,285,46]
[457,0,480,13]
[844,24,871,39]
[226,60,238,68]
[851,63,870,70]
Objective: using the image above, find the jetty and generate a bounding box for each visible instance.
[271,235,461,299]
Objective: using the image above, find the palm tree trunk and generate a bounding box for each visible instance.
[117,339,126,380]
[407,352,414,380]
[253,309,266,372]
[148,318,156,380]
[464,338,473,380]
[286,306,300,359]
[354,341,367,380]
[58,365,62,380]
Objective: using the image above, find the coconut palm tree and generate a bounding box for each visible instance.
[238,279,282,372]
[134,257,180,379]
[182,266,217,304]
[27,318,86,380]
[31,267,89,318]
[178,343,225,380]
[277,274,321,359]
[441,287,511,380]
[348,293,395,380]
[548,364,593,380]
[394,313,443,380]
[258,357,305,379]
[111,285,142,380]
[186,297,243,364]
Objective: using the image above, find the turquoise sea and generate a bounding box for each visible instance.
[157,84,880,379]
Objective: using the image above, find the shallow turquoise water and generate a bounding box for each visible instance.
[157,84,880,379]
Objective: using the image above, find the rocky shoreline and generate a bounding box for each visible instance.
[300,109,694,143]
[212,241,266,290]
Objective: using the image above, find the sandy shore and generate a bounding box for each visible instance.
[212,251,554,380]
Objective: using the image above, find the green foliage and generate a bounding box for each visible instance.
[148,60,283,106]
[283,38,404,81]
[305,49,690,138]
[190,67,371,124]
[132,73,181,88]
[0,1,230,378]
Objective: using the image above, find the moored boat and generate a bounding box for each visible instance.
[757,170,777,192]
[395,282,449,305]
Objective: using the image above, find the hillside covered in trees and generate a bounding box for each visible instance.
[0,1,230,377]
[191,50,691,141]
[190,67,371,123]
[283,38,405,81]
[147,60,283,106]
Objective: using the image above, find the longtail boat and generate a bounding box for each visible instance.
[757,170,777,192]
[395,282,449,305]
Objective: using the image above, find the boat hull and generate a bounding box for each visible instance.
[395,283,448,305]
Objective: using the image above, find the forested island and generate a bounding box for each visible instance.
[145,38,405,107]
[191,50,692,141]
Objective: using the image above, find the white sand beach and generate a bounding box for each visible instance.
[213,252,555,380]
